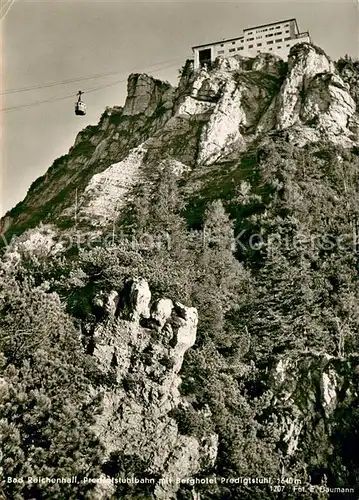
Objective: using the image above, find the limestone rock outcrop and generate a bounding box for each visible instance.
[336,57,359,111]
[123,73,175,117]
[271,353,359,456]
[77,145,146,225]
[274,43,358,146]
[89,279,217,499]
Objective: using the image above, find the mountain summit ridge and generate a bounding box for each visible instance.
[2,42,358,242]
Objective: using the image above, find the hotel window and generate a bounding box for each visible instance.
[218,50,225,54]
[247,31,253,35]
[265,34,273,38]
[277,46,282,49]
[220,43,224,47]
[284,37,291,41]
[285,30,290,33]
[267,40,274,45]
[232,41,236,44]
[248,44,254,48]
[286,44,290,47]
[229,48,235,52]
[257,42,262,47]
[275,39,282,43]
[269,48,273,51]
[238,46,244,50]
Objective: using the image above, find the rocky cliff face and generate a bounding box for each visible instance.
[336,56,359,112]
[272,353,359,456]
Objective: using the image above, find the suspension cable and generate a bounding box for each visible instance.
[1,59,182,112]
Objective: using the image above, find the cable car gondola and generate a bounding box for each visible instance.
[75,90,86,116]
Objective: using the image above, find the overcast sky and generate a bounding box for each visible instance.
[1,0,358,216]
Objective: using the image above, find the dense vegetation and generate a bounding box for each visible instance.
[0,275,104,499]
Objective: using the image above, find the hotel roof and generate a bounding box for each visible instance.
[243,18,298,32]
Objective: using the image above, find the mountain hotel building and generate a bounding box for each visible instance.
[192,19,311,69]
